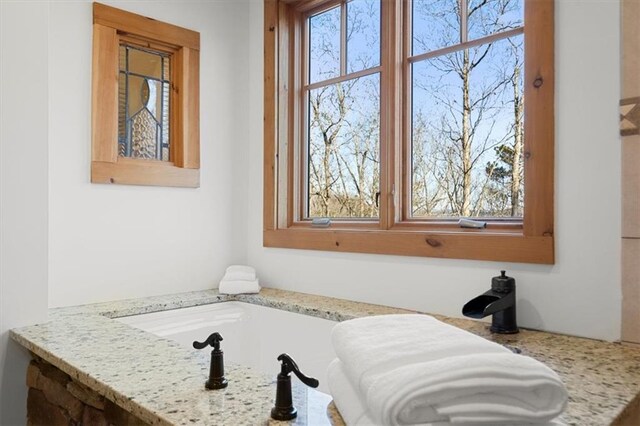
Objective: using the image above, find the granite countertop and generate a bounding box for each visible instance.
[11,288,640,425]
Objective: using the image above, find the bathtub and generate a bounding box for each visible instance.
[116,301,338,394]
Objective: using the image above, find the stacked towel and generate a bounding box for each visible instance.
[328,315,568,425]
[218,265,260,295]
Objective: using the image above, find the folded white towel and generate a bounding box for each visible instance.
[223,270,256,281]
[218,279,260,295]
[369,353,567,425]
[331,315,568,425]
[332,315,511,385]
[226,265,256,275]
[327,358,566,426]
[328,359,376,425]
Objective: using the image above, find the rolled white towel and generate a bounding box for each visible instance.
[331,315,567,425]
[218,279,260,295]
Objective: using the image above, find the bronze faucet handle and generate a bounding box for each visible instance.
[193,332,223,351]
[193,332,228,390]
[277,353,319,388]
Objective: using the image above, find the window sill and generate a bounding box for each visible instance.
[263,228,554,264]
[91,159,199,188]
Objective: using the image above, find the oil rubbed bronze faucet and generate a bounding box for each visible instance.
[462,271,519,334]
[193,332,228,389]
[271,353,319,421]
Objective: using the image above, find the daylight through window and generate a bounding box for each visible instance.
[409,0,524,219]
[306,0,382,219]
[264,0,555,263]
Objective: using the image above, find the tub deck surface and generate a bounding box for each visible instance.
[11,288,640,425]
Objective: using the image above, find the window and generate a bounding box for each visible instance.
[91,3,200,188]
[265,0,554,264]
[409,0,524,220]
[305,1,382,219]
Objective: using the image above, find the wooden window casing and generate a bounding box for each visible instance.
[265,0,554,264]
[91,2,200,188]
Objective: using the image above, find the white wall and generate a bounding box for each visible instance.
[1,1,252,421]
[0,2,50,423]
[48,0,250,307]
[245,0,622,341]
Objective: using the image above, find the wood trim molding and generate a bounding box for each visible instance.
[91,24,119,163]
[91,2,200,188]
[92,160,199,188]
[264,0,278,230]
[265,229,553,264]
[93,3,199,50]
[522,0,555,238]
[172,47,200,169]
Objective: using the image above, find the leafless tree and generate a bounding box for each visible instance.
[309,0,524,219]
[308,1,380,218]
[411,0,523,217]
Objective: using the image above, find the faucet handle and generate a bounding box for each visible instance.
[271,354,319,421]
[193,332,228,390]
[193,332,223,351]
[492,270,515,293]
[277,353,319,388]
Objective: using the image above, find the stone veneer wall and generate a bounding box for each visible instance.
[26,357,147,426]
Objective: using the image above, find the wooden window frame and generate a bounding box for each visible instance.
[91,2,200,188]
[264,0,554,264]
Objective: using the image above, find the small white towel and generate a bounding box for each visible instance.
[331,315,568,425]
[222,265,257,281]
[223,270,256,281]
[226,265,256,275]
[218,279,260,295]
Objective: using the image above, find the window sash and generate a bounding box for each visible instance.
[297,0,527,227]
[404,2,526,225]
[297,1,387,224]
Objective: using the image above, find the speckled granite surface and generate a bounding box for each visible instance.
[10,288,640,425]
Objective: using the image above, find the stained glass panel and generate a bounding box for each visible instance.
[118,45,126,71]
[162,81,170,161]
[131,108,158,159]
[117,44,171,161]
[118,73,126,157]
[128,47,163,80]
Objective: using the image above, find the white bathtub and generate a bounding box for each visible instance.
[116,302,338,393]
